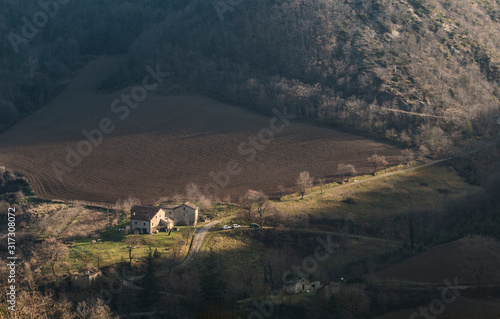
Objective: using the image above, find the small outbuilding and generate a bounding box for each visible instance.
[283,278,321,294]
[71,266,102,289]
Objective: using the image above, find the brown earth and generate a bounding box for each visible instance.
[368,241,497,284]
[0,56,402,205]
[369,242,464,284]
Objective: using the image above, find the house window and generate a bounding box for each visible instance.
[135,222,137,225]
[144,222,146,226]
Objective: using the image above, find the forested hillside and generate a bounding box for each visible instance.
[2,0,500,155]
[0,0,174,131]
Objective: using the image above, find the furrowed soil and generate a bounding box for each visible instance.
[0,56,401,204]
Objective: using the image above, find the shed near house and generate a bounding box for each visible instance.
[158,216,174,231]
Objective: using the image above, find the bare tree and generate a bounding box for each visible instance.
[76,299,118,319]
[337,163,357,176]
[318,178,326,195]
[123,237,142,267]
[114,196,140,214]
[172,193,183,203]
[277,185,286,199]
[297,171,313,199]
[197,195,213,211]
[39,238,69,277]
[416,145,430,162]
[367,154,388,175]
[239,190,269,226]
[186,183,201,201]
[398,149,415,166]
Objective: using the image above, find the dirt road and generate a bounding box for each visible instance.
[174,216,235,270]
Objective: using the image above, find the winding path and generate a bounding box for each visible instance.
[173,215,235,270]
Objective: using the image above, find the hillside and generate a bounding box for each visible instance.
[1,0,499,151]
[123,0,500,152]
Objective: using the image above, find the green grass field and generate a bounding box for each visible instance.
[68,225,193,271]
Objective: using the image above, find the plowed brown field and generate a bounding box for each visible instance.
[0,56,402,204]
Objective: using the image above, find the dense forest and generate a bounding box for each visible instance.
[1,0,500,153]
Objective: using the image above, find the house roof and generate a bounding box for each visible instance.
[131,206,161,221]
[183,202,199,210]
[160,202,199,210]
[161,204,178,210]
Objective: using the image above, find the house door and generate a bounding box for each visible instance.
[142,228,147,234]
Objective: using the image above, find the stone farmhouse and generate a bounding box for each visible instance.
[283,278,321,294]
[130,202,199,234]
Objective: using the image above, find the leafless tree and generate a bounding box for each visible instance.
[123,237,142,267]
[114,196,140,214]
[367,154,388,175]
[39,238,69,277]
[337,163,357,176]
[172,193,183,203]
[297,171,313,199]
[76,299,118,319]
[399,149,415,166]
[10,282,72,319]
[277,185,286,199]
[416,145,430,162]
[317,178,326,195]
[240,190,269,226]
[198,195,213,211]
[186,183,201,201]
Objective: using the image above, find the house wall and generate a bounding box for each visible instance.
[283,279,320,294]
[130,205,198,233]
[131,218,151,233]
[174,205,198,226]
[165,209,175,221]
[150,209,165,231]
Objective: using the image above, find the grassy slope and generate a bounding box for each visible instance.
[276,163,480,220]
[68,226,193,272]
[199,228,401,292]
